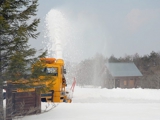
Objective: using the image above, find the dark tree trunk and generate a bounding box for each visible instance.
[0,62,4,120]
[0,36,4,120]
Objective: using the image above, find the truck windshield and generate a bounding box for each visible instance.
[43,67,58,76]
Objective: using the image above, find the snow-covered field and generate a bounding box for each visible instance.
[22,86,160,120]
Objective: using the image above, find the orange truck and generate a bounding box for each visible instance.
[40,58,72,103]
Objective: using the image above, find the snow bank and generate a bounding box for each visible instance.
[7,86,160,120]
[72,86,160,103]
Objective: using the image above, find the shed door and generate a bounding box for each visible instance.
[115,79,120,88]
[129,80,135,88]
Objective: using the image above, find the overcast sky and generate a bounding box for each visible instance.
[29,0,160,62]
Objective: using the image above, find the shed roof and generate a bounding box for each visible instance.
[106,63,142,77]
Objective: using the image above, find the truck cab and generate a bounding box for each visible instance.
[40,58,71,103]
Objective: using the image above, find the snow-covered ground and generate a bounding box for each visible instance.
[22,86,160,120]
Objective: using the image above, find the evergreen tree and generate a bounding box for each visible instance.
[108,55,119,62]
[0,0,51,119]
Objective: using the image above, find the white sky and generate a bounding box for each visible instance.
[29,0,160,62]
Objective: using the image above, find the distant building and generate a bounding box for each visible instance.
[104,62,142,88]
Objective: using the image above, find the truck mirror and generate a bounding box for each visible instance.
[63,69,66,74]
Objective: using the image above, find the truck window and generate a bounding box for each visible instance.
[43,67,58,76]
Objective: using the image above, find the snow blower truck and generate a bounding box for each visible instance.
[40,58,72,103]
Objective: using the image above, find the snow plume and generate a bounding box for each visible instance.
[44,9,70,59]
[43,9,108,85]
[43,9,82,62]
[43,8,108,63]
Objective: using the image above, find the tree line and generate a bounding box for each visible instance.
[71,51,160,89]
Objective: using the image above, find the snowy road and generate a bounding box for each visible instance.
[22,87,160,120]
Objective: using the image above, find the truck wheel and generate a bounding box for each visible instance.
[41,98,47,102]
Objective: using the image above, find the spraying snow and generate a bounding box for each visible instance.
[44,9,70,59]
[43,8,109,63]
